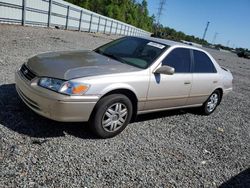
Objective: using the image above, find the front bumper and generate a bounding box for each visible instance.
[15,71,98,122]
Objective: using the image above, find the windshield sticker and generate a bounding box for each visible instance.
[147,42,165,49]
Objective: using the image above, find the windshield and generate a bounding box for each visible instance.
[95,37,169,69]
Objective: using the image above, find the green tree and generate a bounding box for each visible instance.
[65,0,213,47]
[65,0,154,31]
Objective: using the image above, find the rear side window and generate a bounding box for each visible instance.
[193,50,217,73]
[162,48,191,73]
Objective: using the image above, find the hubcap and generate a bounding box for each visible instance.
[102,103,128,132]
[207,93,219,112]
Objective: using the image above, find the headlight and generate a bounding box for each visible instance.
[59,81,89,95]
[38,77,90,95]
[39,78,64,92]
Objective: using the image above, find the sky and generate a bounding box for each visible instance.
[146,0,250,49]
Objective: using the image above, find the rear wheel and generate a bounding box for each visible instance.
[90,94,133,138]
[201,90,221,115]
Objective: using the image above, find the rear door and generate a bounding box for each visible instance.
[145,47,193,110]
[186,49,220,105]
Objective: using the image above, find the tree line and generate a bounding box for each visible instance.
[152,24,209,45]
[65,0,154,32]
[65,0,248,53]
[65,0,209,44]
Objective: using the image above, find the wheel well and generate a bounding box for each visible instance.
[215,88,223,104]
[101,89,138,121]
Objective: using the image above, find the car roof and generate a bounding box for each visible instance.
[138,36,181,46]
[134,36,203,51]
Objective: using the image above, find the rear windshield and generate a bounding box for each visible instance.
[95,37,169,69]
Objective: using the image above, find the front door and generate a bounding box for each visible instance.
[145,47,193,110]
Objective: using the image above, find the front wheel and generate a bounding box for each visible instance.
[201,90,221,115]
[90,94,133,138]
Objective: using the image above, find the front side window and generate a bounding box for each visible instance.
[193,50,217,73]
[95,37,169,69]
[162,48,191,73]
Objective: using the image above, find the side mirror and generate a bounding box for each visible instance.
[154,65,175,75]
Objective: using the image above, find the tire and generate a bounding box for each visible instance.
[90,94,133,138]
[201,90,221,115]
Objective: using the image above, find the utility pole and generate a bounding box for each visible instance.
[212,32,218,44]
[226,40,230,47]
[202,21,210,40]
[155,0,166,37]
[157,0,167,25]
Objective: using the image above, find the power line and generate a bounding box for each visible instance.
[157,0,167,25]
[212,32,219,44]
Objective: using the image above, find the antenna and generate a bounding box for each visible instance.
[202,21,210,40]
[157,0,167,25]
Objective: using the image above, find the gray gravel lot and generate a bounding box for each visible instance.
[0,24,249,187]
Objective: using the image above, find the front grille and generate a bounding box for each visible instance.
[20,64,36,81]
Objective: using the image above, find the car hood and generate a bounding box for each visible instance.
[26,50,140,80]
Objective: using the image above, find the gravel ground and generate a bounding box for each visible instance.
[0,24,249,187]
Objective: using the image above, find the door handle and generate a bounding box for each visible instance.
[184,81,191,85]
